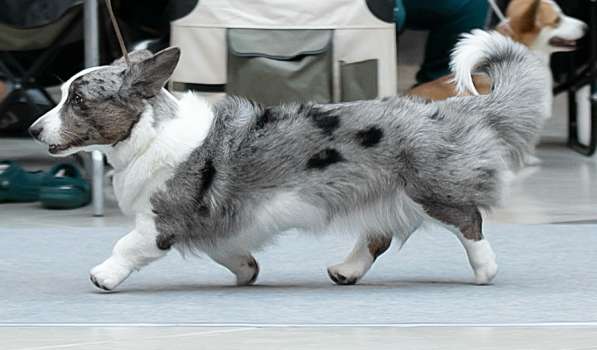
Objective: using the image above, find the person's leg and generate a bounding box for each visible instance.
[403,0,489,84]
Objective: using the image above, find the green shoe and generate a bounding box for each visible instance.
[39,164,91,209]
[0,160,44,203]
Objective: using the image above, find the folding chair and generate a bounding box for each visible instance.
[0,0,84,136]
[170,0,397,104]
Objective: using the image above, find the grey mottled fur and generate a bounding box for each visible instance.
[150,37,547,254]
[29,32,547,288]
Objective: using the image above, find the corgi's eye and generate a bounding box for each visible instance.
[72,93,83,105]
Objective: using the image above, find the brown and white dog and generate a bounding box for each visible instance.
[409,0,587,108]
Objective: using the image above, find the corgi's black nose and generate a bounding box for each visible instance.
[28,125,42,139]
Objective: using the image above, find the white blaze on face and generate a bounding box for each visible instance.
[532,0,587,54]
[556,15,587,41]
[29,66,107,146]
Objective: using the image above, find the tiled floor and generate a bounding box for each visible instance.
[3,326,597,350]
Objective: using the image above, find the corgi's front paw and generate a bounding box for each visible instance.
[474,260,498,285]
[90,257,132,291]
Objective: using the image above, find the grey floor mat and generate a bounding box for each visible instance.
[1,224,595,324]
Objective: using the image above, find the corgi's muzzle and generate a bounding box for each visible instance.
[28,107,74,156]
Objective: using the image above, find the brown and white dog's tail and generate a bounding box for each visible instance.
[450,29,550,168]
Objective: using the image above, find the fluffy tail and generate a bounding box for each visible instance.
[450,30,550,168]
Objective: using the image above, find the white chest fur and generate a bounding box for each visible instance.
[107,92,215,216]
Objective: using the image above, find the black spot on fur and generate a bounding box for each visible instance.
[198,204,209,217]
[310,109,340,136]
[355,126,384,148]
[428,111,444,121]
[198,159,216,196]
[307,148,344,170]
[399,174,408,186]
[190,159,217,216]
[156,233,176,250]
[255,107,276,129]
[297,104,308,115]
[477,167,496,180]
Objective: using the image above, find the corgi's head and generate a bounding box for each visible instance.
[28,48,180,157]
[499,0,587,54]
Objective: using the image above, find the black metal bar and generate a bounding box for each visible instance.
[0,53,21,81]
[553,64,593,95]
[171,82,227,93]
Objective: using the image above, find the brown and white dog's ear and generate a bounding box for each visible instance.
[496,20,515,36]
[121,47,181,98]
[509,0,541,33]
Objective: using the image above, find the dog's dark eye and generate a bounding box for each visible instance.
[72,93,83,105]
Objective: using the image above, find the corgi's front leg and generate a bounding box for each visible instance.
[90,214,168,291]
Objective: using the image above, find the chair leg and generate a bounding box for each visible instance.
[566,0,597,156]
[91,150,104,216]
[85,0,104,217]
[568,88,597,156]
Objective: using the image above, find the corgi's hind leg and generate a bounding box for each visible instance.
[209,251,260,286]
[327,233,392,285]
[424,204,498,285]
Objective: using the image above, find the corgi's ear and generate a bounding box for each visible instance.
[121,47,180,98]
[510,0,541,33]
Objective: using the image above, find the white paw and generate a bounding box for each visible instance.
[327,262,368,286]
[89,257,132,291]
[474,260,498,285]
[235,257,259,286]
[465,239,498,285]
